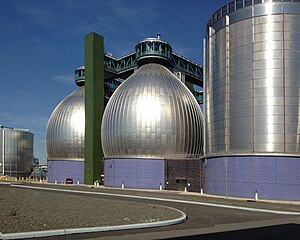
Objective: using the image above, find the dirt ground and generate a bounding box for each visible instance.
[0,184,181,234]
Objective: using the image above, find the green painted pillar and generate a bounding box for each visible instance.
[185,81,194,92]
[84,32,104,185]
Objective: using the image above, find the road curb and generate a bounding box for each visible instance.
[0,207,186,239]
[11,184,300,216]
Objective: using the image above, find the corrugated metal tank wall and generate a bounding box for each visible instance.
[205,1,300,157]
[102,63,203,159]
[46,87,85,160]
[0,127,33,177]
[204,0,300,200]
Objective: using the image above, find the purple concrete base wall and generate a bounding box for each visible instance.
[204,156,300,201]
[48,160,84,184]
[104,158,164,190]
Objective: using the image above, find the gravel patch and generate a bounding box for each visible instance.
[0,186,182,234]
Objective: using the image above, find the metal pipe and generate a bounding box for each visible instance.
[2,128,4,175]
[203,37,206,156]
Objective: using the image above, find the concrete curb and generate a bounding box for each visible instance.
[0,207,186,239]
[0,181,11,185]
[12,184,300,216]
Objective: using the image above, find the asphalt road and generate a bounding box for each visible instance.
[6,183,300,240]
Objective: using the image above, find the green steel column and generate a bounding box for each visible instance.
[185,81,194,92]
[84,32,104,185]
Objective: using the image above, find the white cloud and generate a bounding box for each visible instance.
[0,112,48,131]
[53,74,74,85]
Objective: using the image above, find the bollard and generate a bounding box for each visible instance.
[255,191,259,201]
[96,181,99,187]
[39,178,42,183]
[159,183,162,191]
[121,181,124,189]
[200,188,204,195]
[55,179,57,184]
[184,186,187,193]
[77,179,80,185]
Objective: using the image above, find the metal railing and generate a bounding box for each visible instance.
[76,52,203,85]
[208,0,300,27]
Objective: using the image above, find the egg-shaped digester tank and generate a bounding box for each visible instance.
[46,86,85,183]
[101,63,203,189]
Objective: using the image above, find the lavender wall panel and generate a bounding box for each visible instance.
[204,156,300,200]
[257,183,277,200]
[104,158,164,190]
[204,158,227,195]
[233,157,256,197]
[48,160,84,183]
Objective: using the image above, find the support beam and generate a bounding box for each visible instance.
[84,32,104,185]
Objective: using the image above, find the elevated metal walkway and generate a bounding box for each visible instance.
[75,35,203,104]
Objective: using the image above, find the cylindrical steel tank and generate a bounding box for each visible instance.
[102,63,203,189]
[0,126,33,177]
[46,86,85,183]
[204,0,300,200]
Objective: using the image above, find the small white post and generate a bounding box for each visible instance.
[94,181,96,186]
[159,183,162,191]
[200,188,204,195]
[255,191,259,201]
[54,179,57,184]
[77,179,80,185]
[39,178,42,183]
[121,181,124,189]
[184,186,187,193]
[96,181,99,187]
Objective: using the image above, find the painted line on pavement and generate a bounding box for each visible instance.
[11,184,300,216]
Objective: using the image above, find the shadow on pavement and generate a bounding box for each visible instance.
[161,224,300,240]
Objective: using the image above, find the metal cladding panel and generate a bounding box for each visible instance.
[205,2,300,157]
[101,63,203,159]
[47,160,84,183]
[203,158,226,196]
[46,87,85,160]
[165,159,202,192]
[204,156,300,201]
[0,128,33,177]
[104,158,164,189]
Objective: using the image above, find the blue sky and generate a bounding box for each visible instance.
[0,0,228,163]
